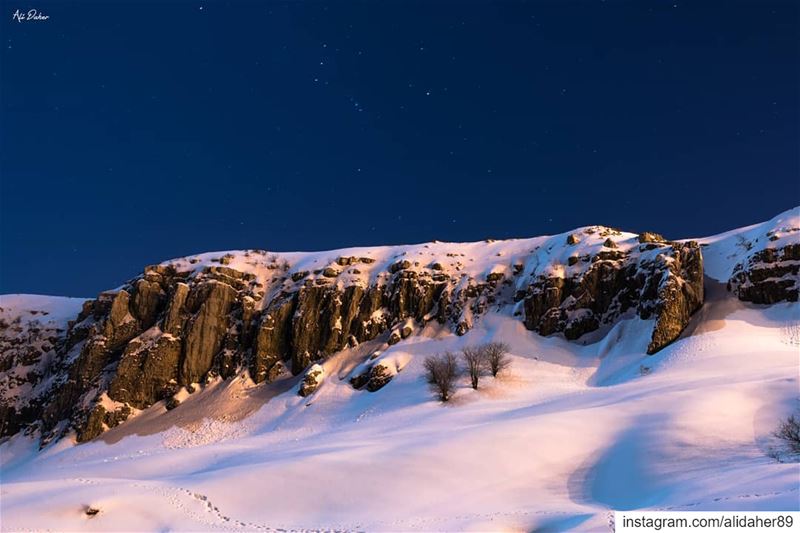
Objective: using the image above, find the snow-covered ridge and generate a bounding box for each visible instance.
[0,294,87,326]
[0,207,796,447]
[697,206,799,282]
[0,295,87,434]
[0,208,798,531]
[154,206,797,312]
[159,224,644,312]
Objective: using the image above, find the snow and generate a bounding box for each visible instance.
[1,212,799,531]
[0,293,87,326]
[694,206,800,282]
[154,225,646,314]
[0,295,88,409]
[1,294,798,531]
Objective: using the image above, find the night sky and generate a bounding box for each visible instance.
[1,1,798,297]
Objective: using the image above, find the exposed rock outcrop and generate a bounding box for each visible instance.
[522,240,703,354]
[2,253,507,442]
[108,333,182,408]
[365,362,394,392]
[0,301,70,437]
[728,244,799,304]
[0,221,723,444]
[181,280,238,384]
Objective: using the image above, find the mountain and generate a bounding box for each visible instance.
[0,208,798,531]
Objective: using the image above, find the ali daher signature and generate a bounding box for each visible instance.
[12,8,49,22]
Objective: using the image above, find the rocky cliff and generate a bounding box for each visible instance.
[1,209,797,445]
[520,229,703,354]
[728,244,799,304]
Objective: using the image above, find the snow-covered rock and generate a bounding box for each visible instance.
[0,208,797,444]
[0,209,799,532]
[298,364,324,397]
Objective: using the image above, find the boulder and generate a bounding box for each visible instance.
[298,364,324,397]
[366,362,394,392]
[638,232,666,243]
[349,369,370,389]
[322,267,339,278]
[291,271,309,282]
[390,260,412,273]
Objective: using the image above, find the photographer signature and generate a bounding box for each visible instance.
[12,9,49,22]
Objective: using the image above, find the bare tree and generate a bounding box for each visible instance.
[774,414,800,454]
[483,342,511,377]
[462,346,486,389]
[423,352,459,402]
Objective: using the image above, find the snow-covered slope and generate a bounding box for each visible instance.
[0,219,706,444]
[0,209,798,532]
[698,207,800,304]
[0,295,87,434]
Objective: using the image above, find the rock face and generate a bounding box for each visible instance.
[646,243,705,353]
[0,251,513,443]
[0,223,714,444]
[181,280,238,384]
[729,244,800,304]
[0,299,76,438]
[522,238,704,354]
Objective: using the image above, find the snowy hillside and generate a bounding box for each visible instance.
[0,295,87,435]
[0,208,798,531]
[697,207,800,283]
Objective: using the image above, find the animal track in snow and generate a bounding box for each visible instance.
[781,321,800,346]
[660,485,800,511]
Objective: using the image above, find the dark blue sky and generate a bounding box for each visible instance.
[1,1,798,297]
